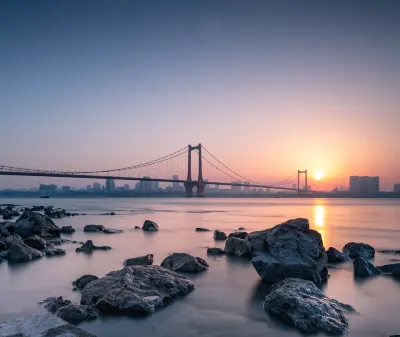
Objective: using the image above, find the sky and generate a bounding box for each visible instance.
[0,0,399,190]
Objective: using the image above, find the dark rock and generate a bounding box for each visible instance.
[224,237,251,256]
[0,257,3,263]
[80,265,195,316]
[161,253,209,273]
[0,251,8,260]
[0,313,97,337]
[103,229,123,234]
[56,304,98,324]
[207,247,225,256]
[4,234,22,248]
[124,254,154,267]
[142,220,159,231]
[61,226,75,234]
[327,247,350,263]
[45,247,66,257]
[14,211,61,239]
[0,221,14,236]
[73,275,99,290]
[0,241,7,251]
[228,231,248,239]
[7,242,43,263]
[343,242,375,259]
[213,230,227,241]
[134,226,141,229]
[376,263,400,274]
[353,257,381,278]
[195,227,210,232]
[110,212,116,216]
[249,218,328,285]
[43,296,72,313]
[238,227,246,230]
[76,240,112,253]
[24,235,46,250]
[392,269,400,281]
[83,224,105,233]
[379,249,400,255]
[264,278,355,335]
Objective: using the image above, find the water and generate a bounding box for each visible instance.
[1,197,400,337]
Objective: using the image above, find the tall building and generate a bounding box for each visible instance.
[350,176,379,194]
[124,184,130,191]
[39,184,58,194]
[231,181,242,193]
[172,175,180,189]
[243,181,250,192]
[61,186,71,192]
[105,178,116,193]
[86,184,93,191]
[394,184,400,194]
[93,182,101,191]
[137,177,158,193]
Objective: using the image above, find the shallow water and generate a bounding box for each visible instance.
[0,197,400,337]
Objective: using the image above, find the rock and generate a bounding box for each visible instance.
[124,254,154,267]
[392,269,400,281]
[213,230,227,241]
[61,226,75,234]
[0,241,7,251]
[379,249,400,254]
[195,227,210,232]
[264,278,355,335]
[83,224,105,232]
[45,247,66,257]
[0,251,8,260]
[110,212,116,216]
[134,226,141,229]
[142,220,159,231]
[0,221,14,237]
[353,257,381,277]
[73,275,99,290]
[80,265,195,316]
[228,231,248,239]
[161,253,209,273]
[24,235,46,250]
[249,218,328,285]
[46,238,65,246]
[76,240,112,253]
[207,247,225,256]
[56,304,98,324]
[43,296,72,313]
[3,234,22,248]
[14,211,61,239]
[224,237,251,256]
[327,247,350,263]
[238,227,246,230]
[7,242,43,263]
[103,229,123,234]
[343,242,375,259]
[0,257,3,263]
[0,313,97,337]
[376,263,400,274]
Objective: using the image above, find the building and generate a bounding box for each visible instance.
[61,186,71,192]
[243,181,250,192]
[350,176,380,194]
[394,184,400,194]
[137,177,159,193]
[124,184,130,191]
[86,184,93,191]
[172,175,180,189]
[231,181,242,193]
[93,182,101,192]
[39,184,58,194]
[105,178,116,193]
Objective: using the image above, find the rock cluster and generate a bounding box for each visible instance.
[161,253,208,273]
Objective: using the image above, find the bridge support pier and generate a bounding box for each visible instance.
[185,143,204,198]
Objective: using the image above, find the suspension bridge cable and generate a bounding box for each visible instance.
[197,152,244,182]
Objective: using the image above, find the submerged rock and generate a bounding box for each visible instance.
[142,220,159,231]
[195,227,210,232]
[124,254,154,267]
[249,218,328,285]
[73,275,99,290]
[264,278,355,335]
[103,228,123,234]
[228,231,248,239]
[61,226,75,234]
[14,211,61,239]
[56,304,98,324]
[43,296,72,313]
[224,237,251,256]
[134,226,141,229]
[83,224,105,233]
[24,235,46,250]
[343,242,375,259]
[207,247,225,256]
[80,265,195,316]
[353,257,381,278]
[44,247,66,257]
[0,313,97,337]
[213,230,227,241]
[327,247,350,263]
[76,240,111,253]
[161,253,208,273]
[7,242,43,263]
[377,263,400,274]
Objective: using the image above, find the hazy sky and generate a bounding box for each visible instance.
[1,0,399,190]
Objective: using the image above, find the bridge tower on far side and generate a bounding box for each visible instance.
[184,143,204,197]
[297,169,308,193]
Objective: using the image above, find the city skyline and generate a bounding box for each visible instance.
[1,1,399,190]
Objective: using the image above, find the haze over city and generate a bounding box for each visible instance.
[1,1,399,191]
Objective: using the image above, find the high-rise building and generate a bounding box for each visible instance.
[243,181,250,192]
[231,181,242,193]
[39,184,58,193]
[105,178,116,193]
[172,175,180,189]
[86,184,92,191]
[93,182,102,191]
[350,176,379,194]
[61,186,71,192]
[394,184,400,194]
[124,184,130,191]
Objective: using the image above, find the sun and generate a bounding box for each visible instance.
[315,170,324,181]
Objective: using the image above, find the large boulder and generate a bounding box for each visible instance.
[353,257,381,278]
[56,304,98,324]
[80,265,195,316]
[76,240,111,253]
[327,247,350,263]
[248,218,328,285]
[73,275,99,290]
[14,211,61,239]
[124,254,154,267]
[161,253,208,273]
[61,226,75,234]
[228,231,248,239]
[343,242,375,259]
[213,230,227,241]
[0,313,97,337]
[377,263,400,274]
[3,234,22,248]
[7,242,43,263]
[24,235,46,250]
[142,220,159,231]
[43,296,72,313]
[83,224,105,232]
[207,247,225,256]
[224,237,251,256]
[264,278,355,335]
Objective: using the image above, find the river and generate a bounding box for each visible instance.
[0,197,399,336]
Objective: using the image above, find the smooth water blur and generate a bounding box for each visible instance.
[0,198,399,337]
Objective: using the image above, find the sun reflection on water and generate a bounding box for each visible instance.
[314,204,328,247]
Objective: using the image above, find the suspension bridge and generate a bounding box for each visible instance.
[0,144,311,197]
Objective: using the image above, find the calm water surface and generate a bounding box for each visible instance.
[0,198,399,337]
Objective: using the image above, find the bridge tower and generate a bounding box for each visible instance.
[297,169,308,193]
[184,143,204,197]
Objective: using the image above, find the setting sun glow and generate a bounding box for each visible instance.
[315,170,324,181]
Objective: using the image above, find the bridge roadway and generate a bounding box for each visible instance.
[0,171,298,192]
